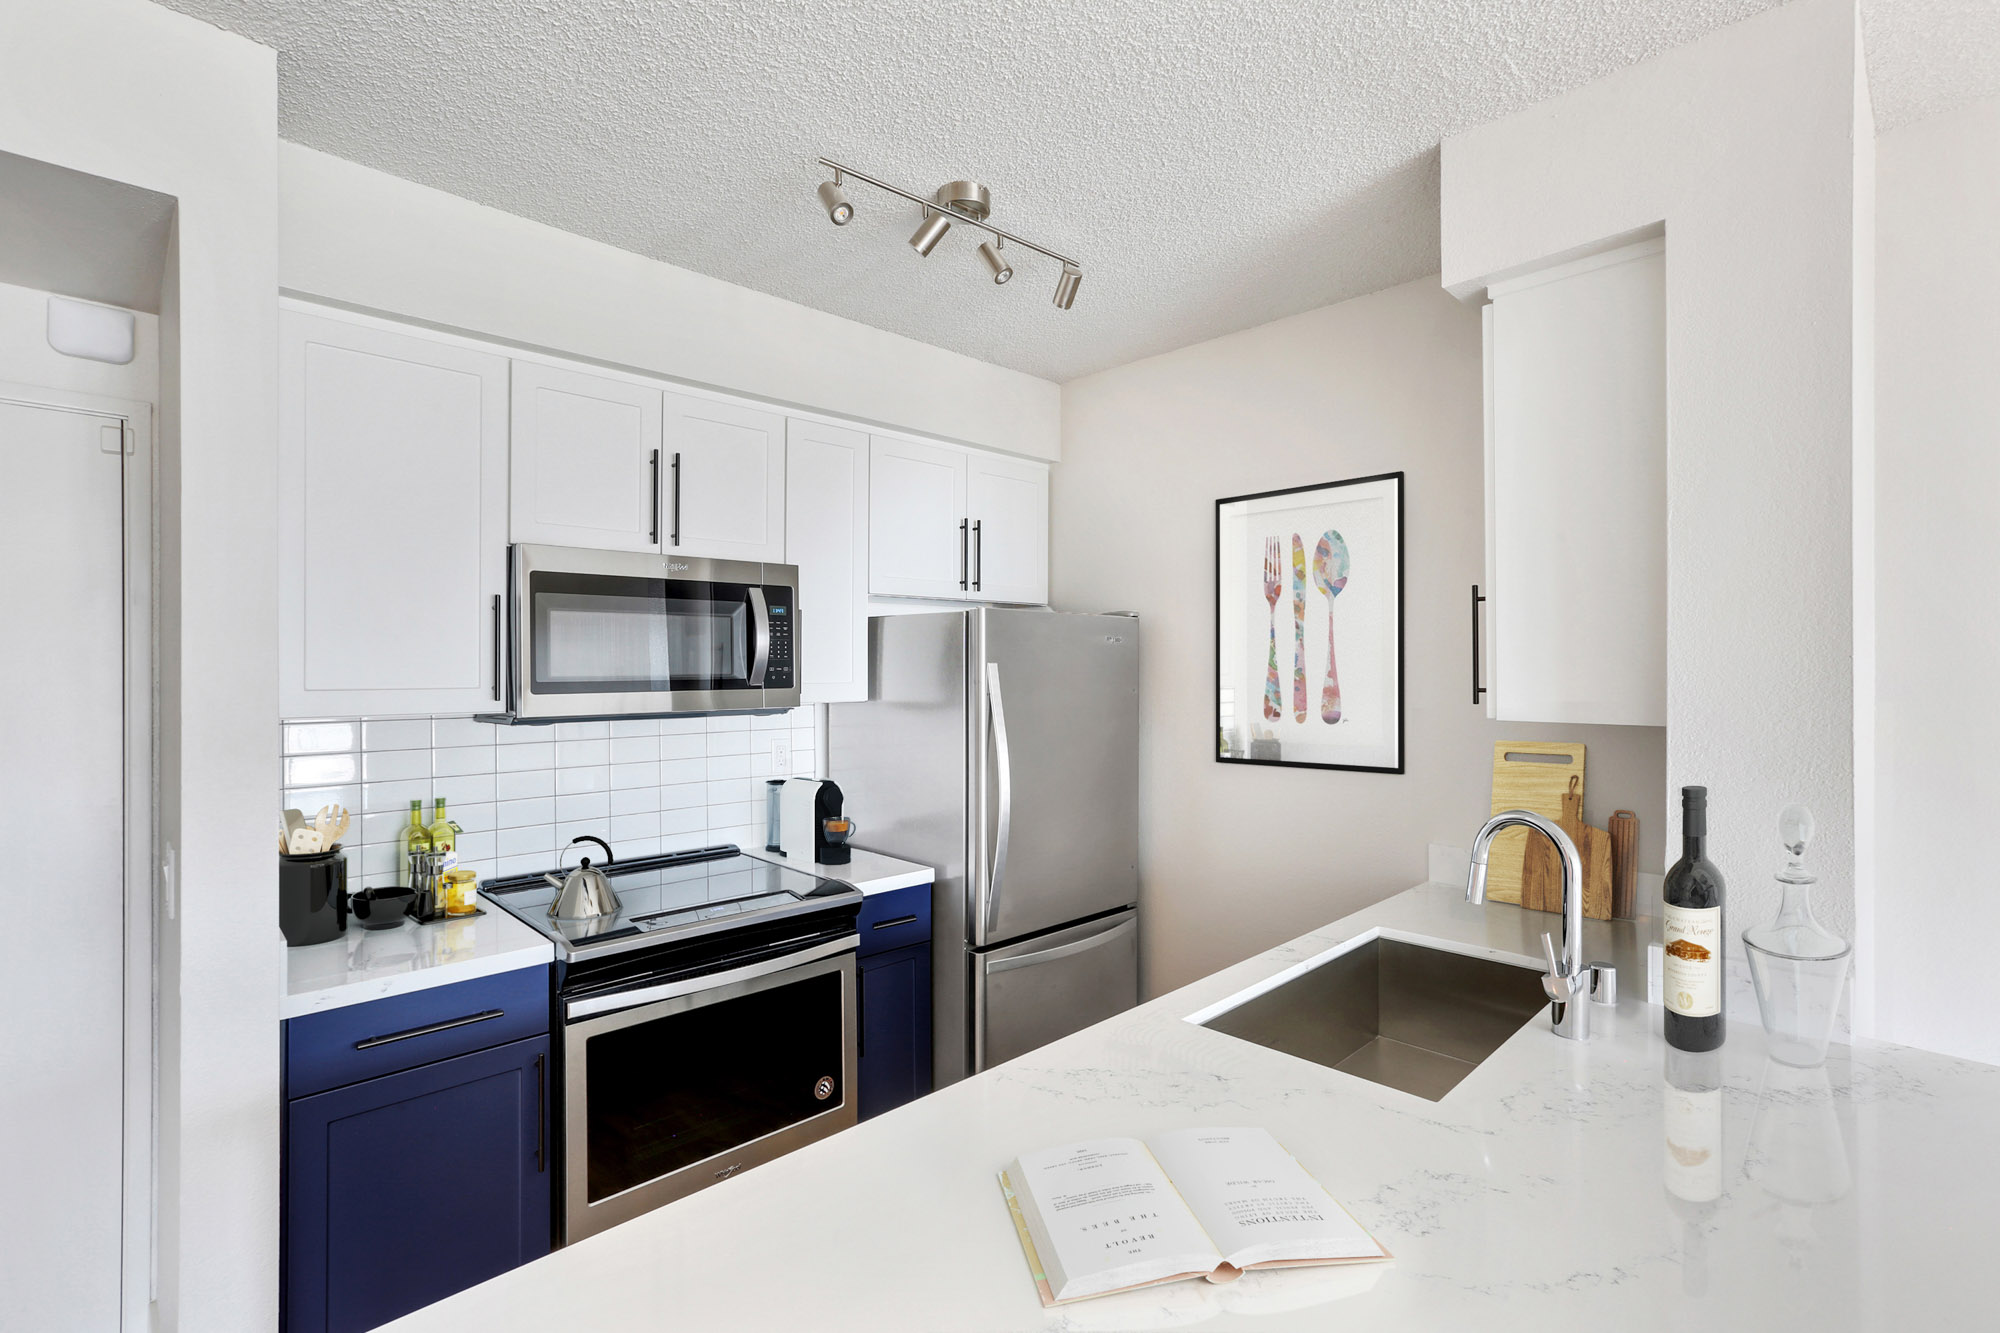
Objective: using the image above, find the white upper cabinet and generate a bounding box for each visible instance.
[509,361,663,551]
[663,391,786,563]
[1483,237,1666,727]
[966,452,1050,605]
[869,436,970,599]
[280,306,509,718]
[784,419,870,703]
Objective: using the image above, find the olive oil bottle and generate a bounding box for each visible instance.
[1663,786,1725,1051]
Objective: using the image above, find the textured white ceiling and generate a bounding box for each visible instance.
[160,0,1992,382]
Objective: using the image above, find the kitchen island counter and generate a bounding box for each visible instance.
[384,881,2000,1331]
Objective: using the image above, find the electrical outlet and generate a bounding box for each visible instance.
[770,736,790,773]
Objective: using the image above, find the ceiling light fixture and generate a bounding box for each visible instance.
[978,239,1013,285]
[815,156,1083,310]
[816,176,853,225]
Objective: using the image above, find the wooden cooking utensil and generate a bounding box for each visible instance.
[1609,810,1639,918]
[1486,742,1585,905]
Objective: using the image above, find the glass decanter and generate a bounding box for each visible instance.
[1742,805,1852,1067]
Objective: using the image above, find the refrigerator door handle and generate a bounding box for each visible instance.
[986,915,1137,974]
[983,661,1013,939]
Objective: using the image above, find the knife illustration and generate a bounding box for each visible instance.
[1291,534,1307,723]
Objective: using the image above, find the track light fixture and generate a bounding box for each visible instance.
[978,239,1013,285]
[814,156,1082,310]
[816,177,852,226]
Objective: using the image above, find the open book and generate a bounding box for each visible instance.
[998,1127,1390,1306]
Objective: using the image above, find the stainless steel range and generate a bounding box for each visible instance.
[484,842,862,1243]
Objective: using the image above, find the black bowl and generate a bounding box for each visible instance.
[349,886,416,930]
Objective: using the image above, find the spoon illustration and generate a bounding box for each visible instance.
[1312,531,1350,723]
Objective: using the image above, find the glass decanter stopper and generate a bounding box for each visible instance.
[1743,804,1853,1066]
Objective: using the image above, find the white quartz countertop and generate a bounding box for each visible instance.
[283,905,553,1020]
[742,845,933,895]
[383,882,2000,1331]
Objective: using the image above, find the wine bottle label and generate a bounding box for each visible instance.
[1662,904,1722,1017]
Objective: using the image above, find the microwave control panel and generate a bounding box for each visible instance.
[762,589,795,690]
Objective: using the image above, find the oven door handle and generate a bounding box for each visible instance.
[748,585,771,687]
[565,934,857,1021]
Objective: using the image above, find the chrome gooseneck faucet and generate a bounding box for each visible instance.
[1467,809,1616,1041]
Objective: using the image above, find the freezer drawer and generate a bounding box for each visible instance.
[972,910,1138,1072]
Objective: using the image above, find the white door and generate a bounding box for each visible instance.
[0,398,127,1329]
[510,360,664,551]
[869,436,969,599]
[280,307,510,717]
[785,419,870,703]
[663,391,785,563]
[966,453,1049,605]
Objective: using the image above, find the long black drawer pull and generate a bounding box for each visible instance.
[871,915,919,930]
[533,1052,546,1173]
[353,1008,504,1050]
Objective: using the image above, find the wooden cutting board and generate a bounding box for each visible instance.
[1485,742,1585,905]
[1521,774,1616,919]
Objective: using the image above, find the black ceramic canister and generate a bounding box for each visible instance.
[279,850,348,947]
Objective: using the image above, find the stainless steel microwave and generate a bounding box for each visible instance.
[498,544,800,721]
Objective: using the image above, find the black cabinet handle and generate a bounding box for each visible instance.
[871,915,919,930]
[533,1051,546,1173]
[491,594,503,703]
[1472,584,1488,706]
[958,519,969,590]
[649,449,661,545]
[972,520,982,592]
[353,1008,503,1050]
[670,452,682,546]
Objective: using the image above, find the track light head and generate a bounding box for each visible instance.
[1052,264,1082,310]
[816,180,853,225]
[979,240,1013,285]
[908,208,952,257]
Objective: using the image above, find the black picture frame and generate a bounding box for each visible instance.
[1214,472,1405,774]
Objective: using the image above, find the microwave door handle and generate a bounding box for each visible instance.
[982,662,1012,940]
[748,586,771,686]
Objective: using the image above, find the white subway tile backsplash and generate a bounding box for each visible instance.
[433,716,497,748]
[361,718,433,751]
[555,765,611,796]
[496,797,555,829]
[496,741,556,771]
[286,753,357,786]
[555,818,609,849]
[433,745,497,778]
[555,738,610,767]
[556,791,611,823]
[284,707,830,884]
[361,749,429,782]
[609,735,659,764]
[283,721,356,755]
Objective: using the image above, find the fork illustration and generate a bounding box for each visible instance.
[1261,538,1283,720]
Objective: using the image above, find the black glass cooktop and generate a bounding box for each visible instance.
[484,844,857,961]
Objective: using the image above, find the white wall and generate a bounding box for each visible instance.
[1874,95,2000,1064]
[0,3,281,1329]
[1439,0,1871,982]
[1054,276,1667,996]
[279,143,1060,462]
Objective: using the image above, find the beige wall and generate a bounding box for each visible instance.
[1873,95,2000,1064]
[1053,276,1665,997]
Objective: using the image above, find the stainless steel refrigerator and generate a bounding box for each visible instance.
[829,608,1139,1087]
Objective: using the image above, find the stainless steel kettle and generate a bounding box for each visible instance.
[545,835,620,921]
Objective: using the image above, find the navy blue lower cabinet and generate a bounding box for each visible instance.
[857,941,932,1120]
[285,1033,551,1333]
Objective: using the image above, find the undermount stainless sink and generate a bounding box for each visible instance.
[1192,932,1549,1101]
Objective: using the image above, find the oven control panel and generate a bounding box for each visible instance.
[762,587,795,690]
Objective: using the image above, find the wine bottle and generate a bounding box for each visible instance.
[1663,785,1725,1051]
[396,797,429,887]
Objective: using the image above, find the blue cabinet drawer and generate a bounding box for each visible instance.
[286,966,550,1099]
[857,882,932,956]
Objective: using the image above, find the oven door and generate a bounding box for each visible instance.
[511,544,795,719]
[560,940,857,1242]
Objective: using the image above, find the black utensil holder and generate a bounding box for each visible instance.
[279,851,348,947]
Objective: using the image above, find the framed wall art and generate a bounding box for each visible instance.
[1215,472,1403,773]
